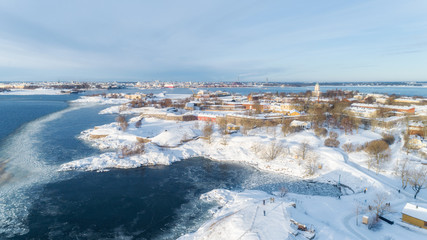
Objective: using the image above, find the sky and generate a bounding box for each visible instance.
[0,0,427,82]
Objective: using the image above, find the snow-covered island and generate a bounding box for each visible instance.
[60,90,427,239]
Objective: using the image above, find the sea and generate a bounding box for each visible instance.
[99,85,427,97]
[0,85,421,239]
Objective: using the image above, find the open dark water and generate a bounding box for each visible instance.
[0,95,71,140]
[0,94,340,239]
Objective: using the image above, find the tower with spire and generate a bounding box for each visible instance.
[313,83,321,99]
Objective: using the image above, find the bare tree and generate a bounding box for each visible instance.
[262,141,286,161]
[342,143,354,153]
[282,119,293,136]
[193,121,200,130]
[119,104,128,113]
[365,140,390,173]
[280,186,288,197]
[296,141,311,165]
[202,122,214,144]
[118,142,145,158]
[324,138,340,148]
[395,158,410,189]
[116,115,128,131]
[241,118,256,135]
[349,113,362,133]
[220,134,229,146]
[135,118,142,128]
[253,100,262,114]
[367,193,390,229]
[329,131,338,139]
[372,193,390,219]
[181,132,190,143]
[409,166,427,199]
[251,143,264,156]
[308,103,327,128]
[341,117,353,135]
[381,134,395,145]
[217,117,228,135]
[329,101,350,128]
[265,120,277,137]
[305,153,319,176]
[314,127,328,137]
[160,98,173,108]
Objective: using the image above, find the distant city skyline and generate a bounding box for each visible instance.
[1,0,427,82]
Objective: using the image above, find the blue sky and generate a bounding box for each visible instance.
[0,0,426,82]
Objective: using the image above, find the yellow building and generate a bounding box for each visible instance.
[288,110,301,116]
[124,94,144,100]
[270,104,301,115]
[402,203,427,229]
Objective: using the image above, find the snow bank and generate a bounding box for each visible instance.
[179,189,293,240]
[71,96,130,105]
[151,127,197,147]
[99,106,147,115]
[59,144,180,171]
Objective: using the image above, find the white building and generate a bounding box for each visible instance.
[313,83,321,98]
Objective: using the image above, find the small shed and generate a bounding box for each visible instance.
[402,203,427,229]
[362,216,369,225]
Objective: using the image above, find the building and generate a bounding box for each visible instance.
[290,120,311,129]
[242,102,269,112]
[313,83,321,98]
[351,103,415,114]
[402,203,427,229]
[408,121,425,138]
[395,97,423,104]
[185,102,204,110]
[346,107,377,118]
[197,113,218,122]
[270,103,301,115]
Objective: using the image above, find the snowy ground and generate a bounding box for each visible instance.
[178,189,296,240]
[58,96,427,239]
[70,95,131,105]
[176,189,427,240]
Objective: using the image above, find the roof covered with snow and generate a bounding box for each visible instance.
[402,203,427,222]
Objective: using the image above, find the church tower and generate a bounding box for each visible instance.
[313,83,321,98]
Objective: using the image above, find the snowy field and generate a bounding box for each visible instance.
[58,95,427,239]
